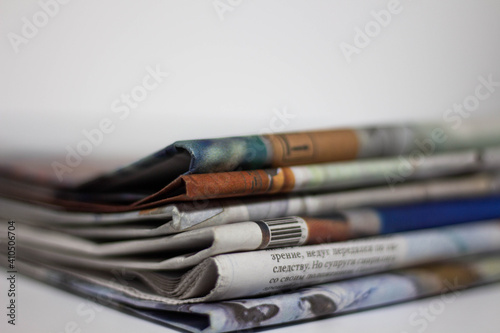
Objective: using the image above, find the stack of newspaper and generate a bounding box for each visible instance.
[2,119,500,332]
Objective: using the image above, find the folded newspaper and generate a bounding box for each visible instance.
[2,118,500,331]
[2,118,500,212]
[10,252,500,332]
[5,196,500,271]
[2,173,500,235]
[4,220,500,302]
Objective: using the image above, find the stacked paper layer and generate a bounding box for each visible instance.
[1,118,500,332]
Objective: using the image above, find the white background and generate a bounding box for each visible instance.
[1,0,500,332]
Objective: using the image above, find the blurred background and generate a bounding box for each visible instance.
[1,0,499,161]
[1,0,499,332]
